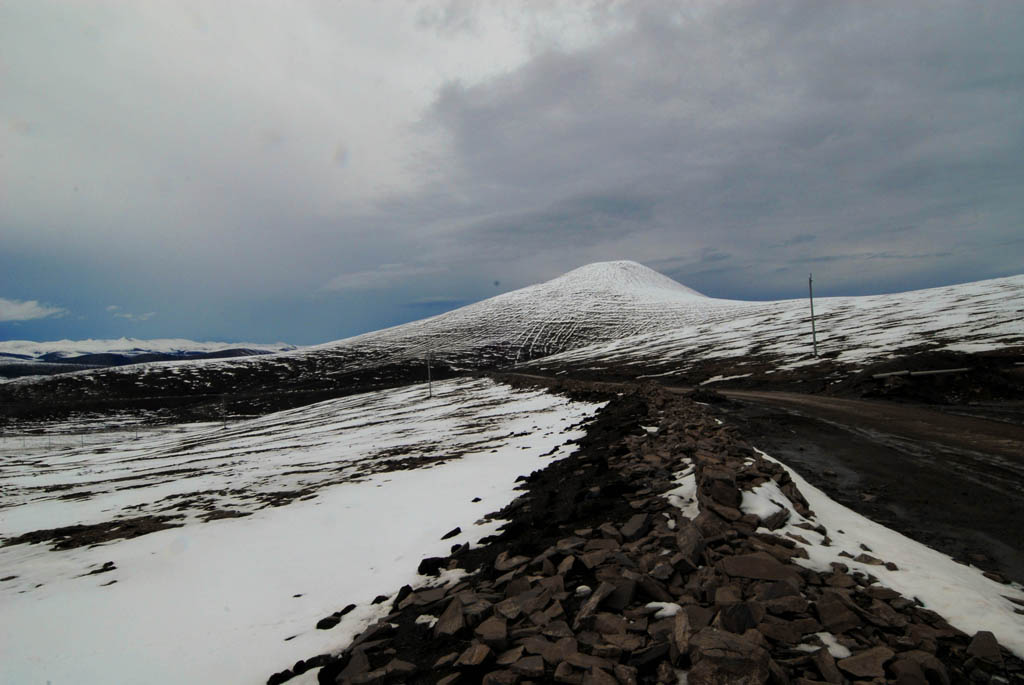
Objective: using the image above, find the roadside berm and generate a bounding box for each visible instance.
[272,380,1024,684]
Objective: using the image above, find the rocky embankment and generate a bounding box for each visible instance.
[271,382,1023,684]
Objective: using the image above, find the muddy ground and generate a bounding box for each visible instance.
[688,389,1024,586]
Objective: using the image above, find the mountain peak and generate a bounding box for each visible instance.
[547,260,706,298]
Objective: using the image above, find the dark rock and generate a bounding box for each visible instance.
[889,658,928,685]
[675,524,706,570]
[837,646,894,679]
[620,513,650,541]
[441,527,462,540]
[613,664,638,685]
[688,628,770,685]
[718,552,801,584]
[814,596,860,634]
[417,556,446,576]
[967,630,1003,665]
[494,551,531,572]
[370,594,388,605]
[315,614,340,630]
[812,647,842,684]
[496,646,524,666]
[435,597,466,638]
[582,668,618,685]
[455,642,493,668]
[475,616,508,644]
[572,581,617,629]
[481,670,517,685]
[511,655,545,678]
[718,602,765,634]
[554,661,582,684]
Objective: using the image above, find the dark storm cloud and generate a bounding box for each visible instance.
[415,0,1024,299]
[4,1,1023,343]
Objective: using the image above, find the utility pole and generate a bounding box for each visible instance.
[809,273,818,357]
[426,352,433,399]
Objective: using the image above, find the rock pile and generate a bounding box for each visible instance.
[271,382,1023,685]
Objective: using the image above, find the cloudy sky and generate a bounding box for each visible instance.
[3,1,1022,345]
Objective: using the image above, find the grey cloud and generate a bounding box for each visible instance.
[0,297,67,322]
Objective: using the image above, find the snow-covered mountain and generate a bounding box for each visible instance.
[0,261,752,401]
[0,337,297,361]
[2,261,1021,406]
[0,337,298,380]
[526,272,1024,379]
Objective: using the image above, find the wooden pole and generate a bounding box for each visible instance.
[809,273,818,357]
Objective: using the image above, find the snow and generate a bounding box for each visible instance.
[646,601,683,618]
[0,378,604,684]
[0,337,297,360]
[739,449,1024,657]
[532,273,1024,376]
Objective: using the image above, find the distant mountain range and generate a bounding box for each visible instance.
[0,338,298,379]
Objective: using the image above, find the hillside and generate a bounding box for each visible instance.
[2,263,1021,421]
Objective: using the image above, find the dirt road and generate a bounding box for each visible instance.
[708,388,1024,584]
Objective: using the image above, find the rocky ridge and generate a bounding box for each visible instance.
[270,381,1023,685]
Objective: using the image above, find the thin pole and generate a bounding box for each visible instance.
[809,273,818,357]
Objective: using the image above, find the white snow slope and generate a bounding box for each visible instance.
[0,378,603,684]
[530,272,1024,377]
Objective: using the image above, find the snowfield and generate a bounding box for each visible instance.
[0,378,603,684]
[530,273,1024,376]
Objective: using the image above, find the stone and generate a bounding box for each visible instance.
[495,551,531,572]
[638,574,674,603]
[594,612,627,634]
[572,581,616,629]
[763,595,808,615]
[494,597,523,621]
[718,602,765,634]
[714,585,742,607]
[340,649,371,680]
[604,632,646,652]
[967,630,1003,665]
[688,628,769,685]
[496,646,524,666]
[605,577,637,611]
[417,555,448,576]
[557,555,577,576]
[675,525,706,569]
[511,655,545,678]
[441,526,462,540]
[620,514,650,541]
[900,650,950,685]
[435,596,466,638]
[481,670,518,685]
[542,620,574,639]
[566,651,616,672]
[718,552,801,583]
[475,616,508,644]
[837,646,894,679]
[814,596,860,634]
[613,663,639,685]
[384,659,416,676]
[554,661,582,684]
[673,610,692,655]
[434,652,459,668]
[316,615,340,630]
[890,658,928,685]
[812,646,843,684]
[582,668,618,685]
[455,642,493,668]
